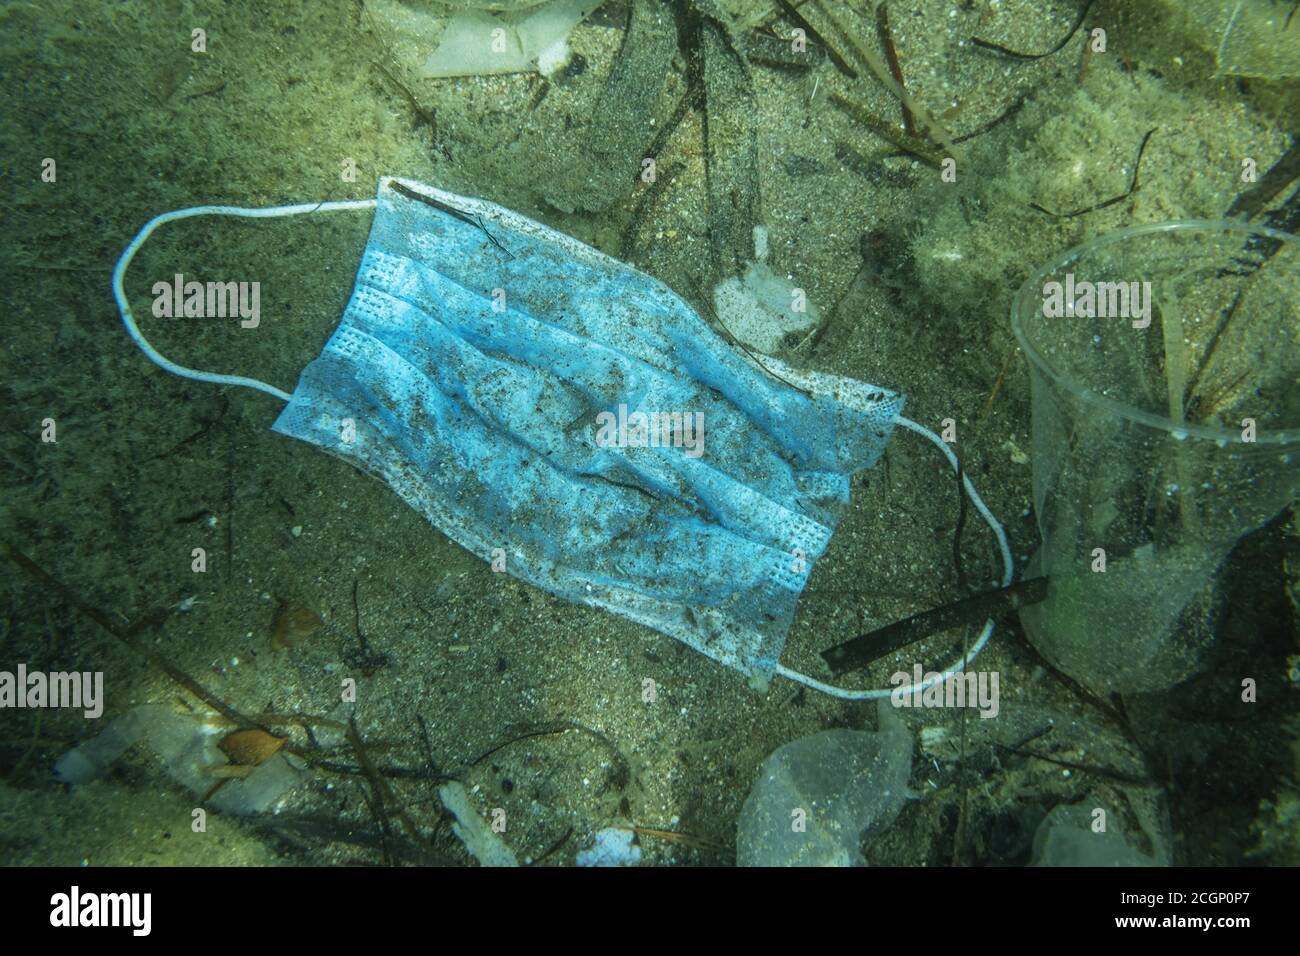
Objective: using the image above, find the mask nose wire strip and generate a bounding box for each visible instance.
[112,199,379,403]
[776,413,1014,700]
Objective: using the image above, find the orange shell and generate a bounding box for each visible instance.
[271,602,323,650]
[218,728,285,766]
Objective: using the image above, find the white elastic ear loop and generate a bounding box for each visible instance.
[112,198,378,402]
[776,413,1015,700]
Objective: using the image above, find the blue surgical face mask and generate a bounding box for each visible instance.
[113,177,1011,698]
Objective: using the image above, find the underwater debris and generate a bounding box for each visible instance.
[820,578,1050,678]
[108,176,904,695]
[55,705,308,816]
[1162,0,1300,78]
[576,827,641,866]
[711,226,821,353]
[1226,137,1300,220]
[736,700,914,867]
[1012,221,1300,697]
[1031,803,1159,867]
[439,781,519,866]
[364,0,605,79]
[4,543,436,819]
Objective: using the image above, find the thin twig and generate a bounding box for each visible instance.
[972,0,1097,60]
[812,0,958,155]
[1030,127,1156,218]
[978,347,1017,420]
[347,716,436,855]
[874,3,914,137]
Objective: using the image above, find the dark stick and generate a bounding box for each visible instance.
[972,0,1097,60]
[387,180,514,259]
[4,542,252,732]
[952,93,1029,144]
[224,423,235,585]
[352,578,368,655]
[1030,127,1156,218]
[775,0,858,78]
[1225,136,1300,220]
[347,716,434,853]
[952,454,968,593]
[875,3,914,138]
[820,577,1049,677]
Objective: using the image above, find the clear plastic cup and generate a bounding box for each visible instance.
[1011,219,1300,695]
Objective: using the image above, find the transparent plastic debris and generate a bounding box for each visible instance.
[713,229,821,353]
[54,705,306,816]
[363,0,603,79]
[1011,221,1300,695]
[432,0,553,10]
[1163,0,1300,78]
[736,700,914,866]
[576,827,642,866]
[1031,803,1160,867]
[439,781,519,866]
